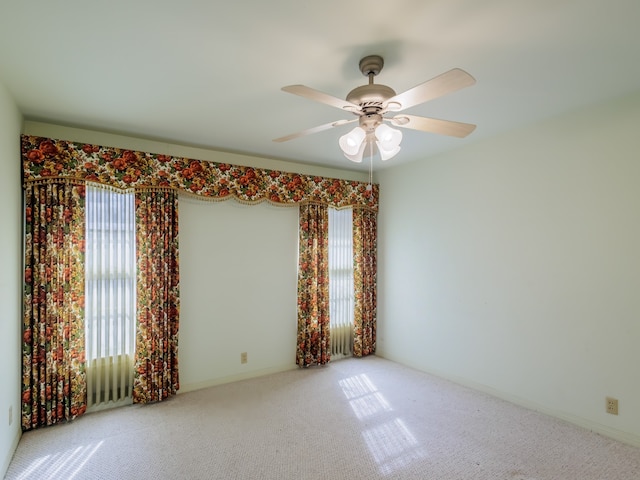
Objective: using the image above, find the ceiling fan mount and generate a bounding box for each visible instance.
[345,55,397,114]
[358,54,385,77]
[273,55,477,162]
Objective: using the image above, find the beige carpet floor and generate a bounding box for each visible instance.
[5,356,640,479]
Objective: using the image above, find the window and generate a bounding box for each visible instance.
[84,184,136,409]
[328,207,354,357]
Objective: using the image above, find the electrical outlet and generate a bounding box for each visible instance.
[8,405,12,426]
[241,352,247,364]
[606,397,619,415]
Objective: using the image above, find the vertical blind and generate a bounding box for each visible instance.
[84,183,136,410]
[328,207,354,357]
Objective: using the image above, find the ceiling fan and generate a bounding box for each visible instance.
[273,55,476,163]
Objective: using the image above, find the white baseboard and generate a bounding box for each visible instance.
[376,352,640,449]
[179,363,298,394]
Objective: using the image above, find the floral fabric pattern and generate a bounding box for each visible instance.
[296,204,330,366]
[353,209,377,357]
[21,135,378,211]
[133,190,180,403]
[22,182,87,430]
[21,134,378,414]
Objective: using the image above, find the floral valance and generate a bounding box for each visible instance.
[21,135,378,211]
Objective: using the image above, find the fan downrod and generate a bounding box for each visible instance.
[346,55,395,112]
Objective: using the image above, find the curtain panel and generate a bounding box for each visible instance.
[296,204,330,366]
[133,190,180,403]
[22,182,87,430]
[353,209,377,357]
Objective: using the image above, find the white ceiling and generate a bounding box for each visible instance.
[1,0,639,172]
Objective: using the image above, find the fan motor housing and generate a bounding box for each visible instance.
[346,84,396,112]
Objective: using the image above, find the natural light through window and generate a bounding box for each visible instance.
[339,373,426,476]
[15,441,104,480]
[328,207,354,357]
[363,418,425,475]
[339,373,392,420]
[84,184,136,410]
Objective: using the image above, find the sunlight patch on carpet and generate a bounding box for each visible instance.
[14,441,103,480]
[339,373,426,475]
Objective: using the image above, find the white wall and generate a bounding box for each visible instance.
[179,198,299,390]
[377,90,640,446]
[21,121,369,391]
[0,82,23,477]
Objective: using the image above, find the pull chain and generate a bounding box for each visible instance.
[367,141,373,191]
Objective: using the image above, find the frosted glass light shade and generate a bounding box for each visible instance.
[339,127,366,156]
[343,138,367,163]
[375,123,402,147]
[374,123,402,161]
[376,142,401,161]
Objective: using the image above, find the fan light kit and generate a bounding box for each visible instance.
[274,55,477,163]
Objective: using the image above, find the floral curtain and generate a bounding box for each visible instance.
[21,134,378,421]
[353,208,377,357]
[296,204,330,366]
[133,190,180,403]
[22,182,87,430]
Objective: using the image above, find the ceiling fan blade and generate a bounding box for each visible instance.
[282,85,361,113]
[389,114,476,138]
[273,118,357,143]
[384,68,476,112]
